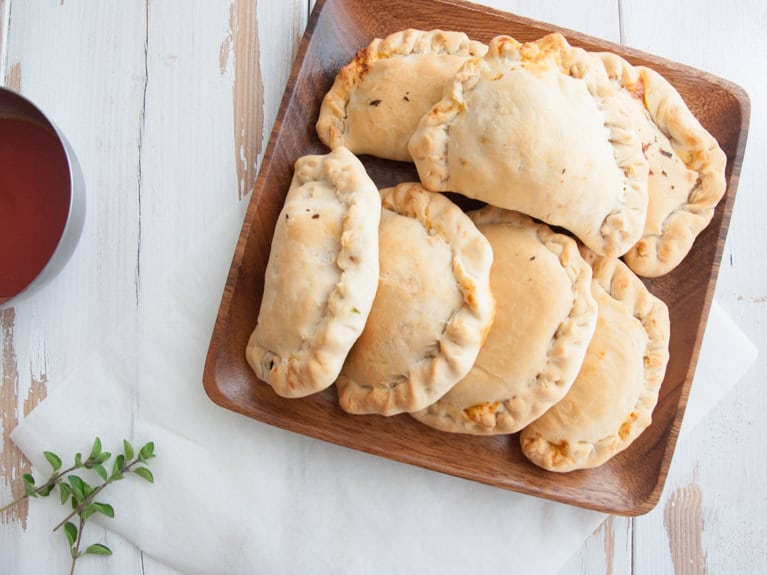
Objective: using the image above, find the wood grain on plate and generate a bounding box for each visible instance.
[202,0,749,515]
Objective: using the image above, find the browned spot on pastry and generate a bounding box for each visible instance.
[635,241,650,256]
[551,440,570,461]
[369,99,382,107]
[613,276,630,291]
[464,401,500,426]
[353,51,370,77]
[618,412,638,439]
[628,78,645,101]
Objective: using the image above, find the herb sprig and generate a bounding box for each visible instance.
[1,437,156,575]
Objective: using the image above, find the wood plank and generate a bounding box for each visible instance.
[2,0,762,573]
[620,1,765,574]
[260,0,312,165]
[0,1,148,572]
[210,0,735,516]
[464,4,628,573]
[448,7,627,571]
[0,0,6,73]
[136,0,246,293]
[1,0,309,573]
[137,0,309,293]
[481,0,619,40]
[560,515,634,575]
[129,3,311,574]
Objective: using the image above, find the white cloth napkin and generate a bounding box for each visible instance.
[11,198,758,575]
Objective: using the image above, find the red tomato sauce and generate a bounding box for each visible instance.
[0,117,71,303]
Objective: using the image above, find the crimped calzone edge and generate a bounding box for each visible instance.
[316,28,487,161]
[411,207,598,435]
[336,182,495,416]
[596,51,728,277]
[408,33,650,257]
[520,251,671,472]
[246,147,381,398]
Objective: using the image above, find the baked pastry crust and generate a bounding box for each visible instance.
[246,147,381,398]
[408,33,649,257]
[411,207,598,435]
[520,252,670,472]
[336,182,495,416]
[596,51,728,277]
[316,29,487,162]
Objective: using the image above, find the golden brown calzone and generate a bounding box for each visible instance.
[246,147,381,398]
[408,33,650,257]
[316,29,487,162]
[520,252,670,472]
[596,51,727,277]
[336,182,495,416]
[411,207,598,435]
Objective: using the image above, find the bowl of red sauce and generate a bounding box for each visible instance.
[0,86,85,308]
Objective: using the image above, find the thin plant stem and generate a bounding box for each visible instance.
[53,458,141,533]
[0,437,154,574]
[0,463,80,514]
[69,515,86,575]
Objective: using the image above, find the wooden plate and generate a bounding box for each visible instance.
[203,0,749,515]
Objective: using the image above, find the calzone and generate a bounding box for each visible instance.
[316,29,487,162]
[520,252,670,472]
[408,33,649,257]
[411,207,598,435]
[246,147,381,398]
[336,182,495,416]
[596,51,728,277]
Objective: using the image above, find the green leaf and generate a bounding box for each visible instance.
[133,467,154,483]
[67,475,86,502]
[74,452,83,467]
[123,439,134,461]
[89,437,103,460]
[59,482,72,505]
[23,474,36,496]
[94,463,108,482]
[96,451,111,464]
[81,480,95,498]
[64,522,78,548]
[111,454,125,477]
[92,502,114,519]
[80,503,97,522]
[39,483,55,497]
[84,543,112,556]
[138,441,155,462]
[44,451,62,472]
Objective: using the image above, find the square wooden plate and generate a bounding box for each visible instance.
[203,0,749,515]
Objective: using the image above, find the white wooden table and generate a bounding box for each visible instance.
[1,1,764,573]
